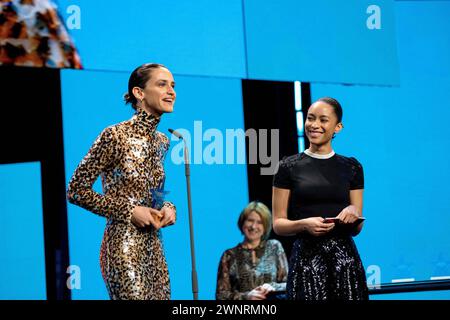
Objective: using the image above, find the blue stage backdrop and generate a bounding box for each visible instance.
[0,162,47,300]
[56,0,399,86]
[3,0,440,300]
[244,0,399,85]
[56,0,247,78]
[57,0,450,300]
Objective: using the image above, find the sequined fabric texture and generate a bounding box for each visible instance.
[67,108,174,300]
[216,239,288,300]
[287,234,368,300]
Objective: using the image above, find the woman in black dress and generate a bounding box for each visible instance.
[272,97,368,300]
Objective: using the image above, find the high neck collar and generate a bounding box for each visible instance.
[304,149,335,159]
[132,108,161,137]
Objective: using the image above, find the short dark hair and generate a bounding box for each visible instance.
[316,97,343,123]
[124,63,166,110]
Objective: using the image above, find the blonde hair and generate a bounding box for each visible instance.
[237,201,272,240]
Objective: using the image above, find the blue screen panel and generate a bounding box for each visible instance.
[0,162,46,300]
[56,0,246,78]
[61,69,132,299]
[244,0,399,85]
[160,76,248,299]
[61,69,248,299]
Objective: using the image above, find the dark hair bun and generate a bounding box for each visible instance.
[125,63,166,111]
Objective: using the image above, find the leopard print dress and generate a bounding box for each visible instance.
[67,108,175,300]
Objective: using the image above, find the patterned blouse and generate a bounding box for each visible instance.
[216,239,288,300]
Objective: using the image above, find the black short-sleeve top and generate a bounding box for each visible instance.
[273,152,364,220]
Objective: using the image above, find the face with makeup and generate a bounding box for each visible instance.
[305,101,343,149]
[133,67,176,116]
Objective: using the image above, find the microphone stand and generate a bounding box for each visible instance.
[169,129,198,300]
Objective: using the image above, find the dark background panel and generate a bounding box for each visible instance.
[242,79,310,258]
[1,66,70,300]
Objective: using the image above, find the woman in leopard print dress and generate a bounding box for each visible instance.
[67,63,176,300]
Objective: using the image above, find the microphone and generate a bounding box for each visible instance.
[167,128,198,300]
[168,128,183,140]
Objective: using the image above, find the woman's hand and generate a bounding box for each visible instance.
[247,286,270,300]
[302,217,335,236]
[260,283,275,292]
[131,206,163,229]
[160,205,176,228]
[336,205,360,224]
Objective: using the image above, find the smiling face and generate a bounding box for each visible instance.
[305,101,343,149]
[242,211,265,243]
[133,67,176,116]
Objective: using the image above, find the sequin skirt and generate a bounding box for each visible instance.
[287,234,368,300]
[100,221,170,300]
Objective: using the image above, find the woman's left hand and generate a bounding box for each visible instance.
[160,205,176,228]
[260,283,275,292]
[336,205,360,224]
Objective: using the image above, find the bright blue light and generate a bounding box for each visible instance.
[296,112,304,136]
[0,162,46,300]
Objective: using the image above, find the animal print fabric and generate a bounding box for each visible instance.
[0,0,82,68]
[216,239,288,300]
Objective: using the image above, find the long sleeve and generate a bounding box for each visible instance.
[215,251,249,300]
[268,240,288,291]
[66,126,135,223]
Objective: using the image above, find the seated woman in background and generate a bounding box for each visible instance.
[216,201,288,300]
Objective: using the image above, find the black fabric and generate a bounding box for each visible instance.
[273,152,364,220]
